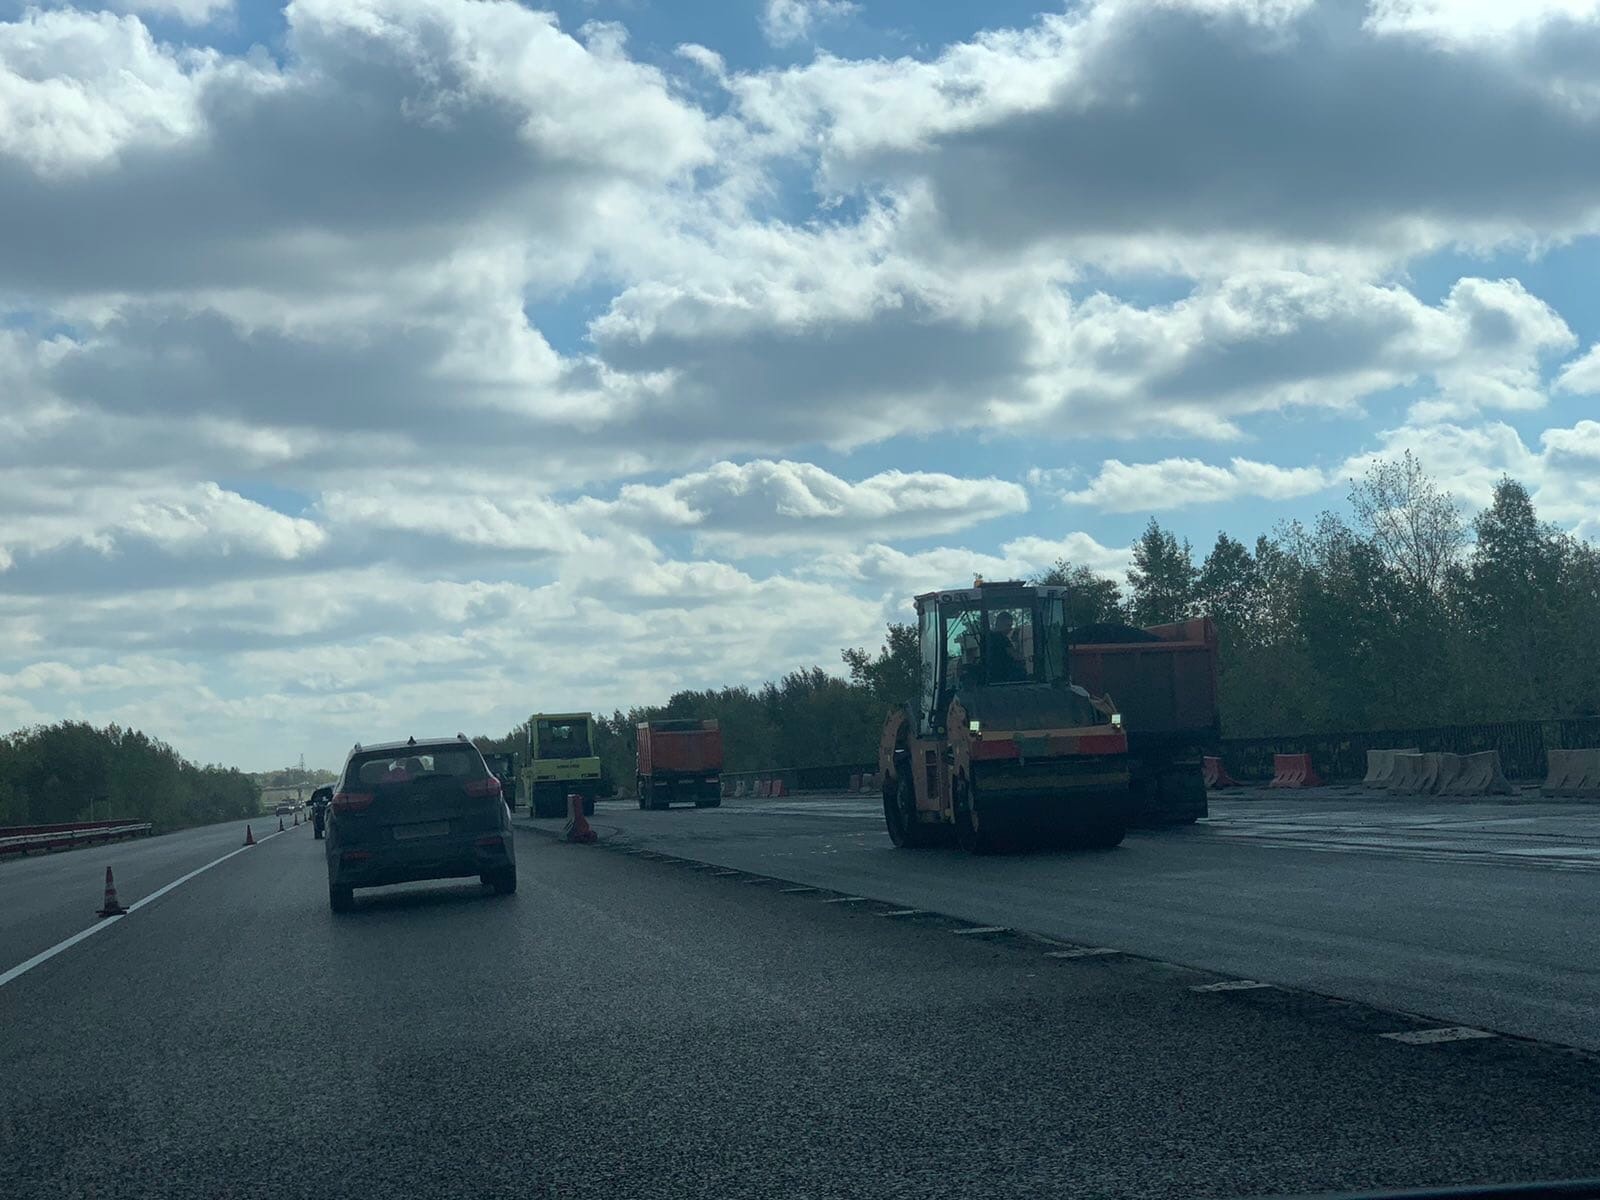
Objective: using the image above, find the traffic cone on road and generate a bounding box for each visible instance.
[244,824,257,846]
[294,810,300,826]
[563,793,597,844]
[278,816,285,832]
[96,866,128,917]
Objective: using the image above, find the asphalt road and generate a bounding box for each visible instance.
[0,814,290,973]
[570,788,1600,1053]
[3,818,1599,1199]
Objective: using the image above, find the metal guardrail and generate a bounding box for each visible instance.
[0,821,154,857]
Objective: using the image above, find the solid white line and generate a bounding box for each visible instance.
[0,826,284,991]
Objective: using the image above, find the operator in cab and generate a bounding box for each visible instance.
[987,611,1026,682]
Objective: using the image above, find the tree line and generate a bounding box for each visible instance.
[476,457,1600,787]
[0,721,261,830]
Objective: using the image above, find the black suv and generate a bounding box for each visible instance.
[326,735,516,912]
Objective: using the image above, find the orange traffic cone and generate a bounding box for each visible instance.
[563,793,597,844]
[278,816,285,832]
[293,809,300,826]
[244,824,257,846]
[97,866,128,917]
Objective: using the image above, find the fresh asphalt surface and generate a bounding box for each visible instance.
[589,787,1600,1053]
[1,803,1598,1198]
[0,814,288,972]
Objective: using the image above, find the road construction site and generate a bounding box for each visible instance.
[4,793,1600,1200]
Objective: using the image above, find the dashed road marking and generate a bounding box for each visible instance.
[879,909,923,918]
[951,926,1008,936]
[712,869,741,877]
[1381,1026,1496,1045]
[779,886,816,893]
[821,896,866,904]
[1045,947,1120,959]
[1190,980,1275,992]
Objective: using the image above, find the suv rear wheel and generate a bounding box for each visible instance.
[328,884,354,913]
[485,866,517,895]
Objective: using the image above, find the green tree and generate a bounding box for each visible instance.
[1348,451,1465,594]
[1126,518,1198,626]
[1033,560,1125,627]
[842,622,919,704]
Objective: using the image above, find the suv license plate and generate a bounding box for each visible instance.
[393,821,451,840]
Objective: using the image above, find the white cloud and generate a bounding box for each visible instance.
[1555,343,1600,394]
[1366,0,1600,41]
[0,9,221,174]
[1063,457,1332,512]
[596,460,1028,553]
[731,0,1600,271]
[109,0,235,24]
[760,0,857,47]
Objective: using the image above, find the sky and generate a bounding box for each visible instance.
[3,0,1600,771]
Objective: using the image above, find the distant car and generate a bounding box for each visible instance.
[274,802,294,816]
[325,735,516,912]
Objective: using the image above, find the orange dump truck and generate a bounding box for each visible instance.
[1068,617,1219,825]
[635,719,724,811]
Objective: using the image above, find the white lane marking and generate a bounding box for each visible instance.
[1190,980,1274,992]
[951,925,1008,936]
[0,826,284,991]
[1381,1026,1496,1044]
[779,886,816,893]
[1045,947,1120,959]
[821,896,866,904]
[879,909,923,917]
[713,869,741,877]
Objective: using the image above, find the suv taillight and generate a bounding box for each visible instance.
[332,791,374,812]
[464,776,503,799]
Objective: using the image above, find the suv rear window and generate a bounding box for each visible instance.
[344,746,487,788]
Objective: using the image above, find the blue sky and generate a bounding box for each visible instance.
[3,0,1600,770]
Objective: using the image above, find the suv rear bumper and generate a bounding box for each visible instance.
[329,832,514,889]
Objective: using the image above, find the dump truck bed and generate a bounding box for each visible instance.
[637,720,724,778]
[1069,617,1219,742]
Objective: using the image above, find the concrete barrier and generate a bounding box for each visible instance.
[1542,749,1600,798]
[1362,748,1420,789]
[734,779,747,798]
[1389,752,1430,795]
[1439,750,1515,796]
[848,773,862,792]
[1268,753,1324,788]
[1434,752,1464,795]
[1202,756,1239,789]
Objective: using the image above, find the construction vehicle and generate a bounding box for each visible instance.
[878,580,1130,853]
[523,714,601,818]
[1069,618,1218,826]
[636,719,723,811]
[482,752,520,811]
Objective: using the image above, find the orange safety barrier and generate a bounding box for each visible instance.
[1202,756,1239,789]
[563,793,597,843]
[1268,753,1324,789]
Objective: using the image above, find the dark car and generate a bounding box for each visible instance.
[309,785,333,839]
[325,734,516,912]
